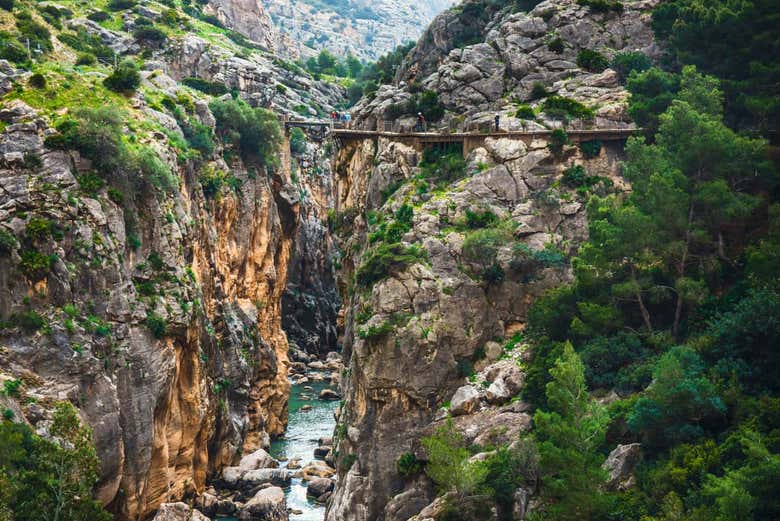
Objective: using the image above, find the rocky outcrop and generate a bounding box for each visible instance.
[354,0,661,132]
[603,443,642,491]
[152,503,210,521]
[325,130,629,520]
[238,486,287,521]
[0,88,297,519]
[204,0,278,51]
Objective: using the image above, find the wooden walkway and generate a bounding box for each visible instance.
[282,119,640,157]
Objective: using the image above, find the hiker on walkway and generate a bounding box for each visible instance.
[495,114,500,131]
[416,112,427,132]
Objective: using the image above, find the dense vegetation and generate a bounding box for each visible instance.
[0,402,111,520]
[419,1,780,520]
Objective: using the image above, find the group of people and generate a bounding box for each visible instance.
[330,111,352,126]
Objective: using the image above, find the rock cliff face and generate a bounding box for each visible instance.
[323,1,658,519]
[325,135,628,521]
[204,0,278,51]
[0,94,299,519]
[355,0,661,132]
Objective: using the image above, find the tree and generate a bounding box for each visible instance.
[628,346,725,448]
[532,343,610,520]
[0,402,111,521]
[209,98,282,166]
[421,418,488,499]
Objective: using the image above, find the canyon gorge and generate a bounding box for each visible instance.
[0,0,778,521]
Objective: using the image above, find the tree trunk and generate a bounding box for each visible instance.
[673,201,695,340]
[631,265,653,333]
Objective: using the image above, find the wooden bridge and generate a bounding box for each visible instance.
[282,118,640,158]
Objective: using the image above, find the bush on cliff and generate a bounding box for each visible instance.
[209,97,282,166]
[103,59,141,93]
[0,402,111,521]
[356,243,427,287]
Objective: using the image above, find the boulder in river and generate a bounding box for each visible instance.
[238,448,279,470]
[299,460,336,479]
[307,477,335,502]
[313,445,332,459]
[319,388,340,401]
[152,503,209,521]
[238,486,287,521]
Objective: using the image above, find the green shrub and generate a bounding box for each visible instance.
[18,310,45,332]
[132,25,167,46]
[16,11,52,53]
[77,172,106,195]
[0,229,18,254]
[357,320,394,340]
[547,128,569,155]
[28,72,46,89]
[356,243,427,287]
[577,0,623,13]
[3,379,21,396]
[107,0,136,10]
[137,148,177,193]
[75,52,97,66]
[579,140,602,158]
[25,217,54,241]
[87,11,111,22]
[289,127,307,155]
[576,49,609,73]
[482,262,506,284]
[145,312,167,338]
[462,224,514,274]
[515,104,535,119]
[0,33,29,63]
[543,96,594,120]
[199,168,239,200]
[529,82,550,100]
[19,250,54,279]
[561,165,587,187]
[182,77,229,96]
[548,36,565,54]
[465,208,498,229]
[58,28,115,61]
[611,51,652,83]
[103,59,141,93]
[2,408,13,420]
[397,452,423,477]
[209,98,282,165]
[419,150,467,184]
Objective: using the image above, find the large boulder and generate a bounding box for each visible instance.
[298,459,336,479]
[449,385,481,416]
[306,477,335,502]
[152,503,209,521]
[238,486,287,521]
[603,443,642,491]
[238,448,279,470]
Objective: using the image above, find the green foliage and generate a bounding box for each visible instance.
[464,208,497,229]
[629,346,726,448]
[577,0,623,13]
[543,96,595,121]
[419,150,467,184]
[421,418,488,497]
[577,49,609,73]
[396,452,423,478]
[209,98,282,165]
[0,229,17,255]
[16,11,52,54]
[651,0,780,132]
[0,402,112,521]
[182,77,229,96]
[386,90,445,122]
[18,250,54,280]
[515,104,535,119]
[25,217,55,241]
[0,32,29,64]
[132,25,167,46]
[3,379,21,396]
[532,343,610,519]
[28,73,46,89]
[137,148,177,193]
[18,310,45,332]
[611,52,652,83]
[0,0,12,11]
[547,128,569,155]
[355,243,426,287]
[627,67,681,137]
[199,167,239,200]
[530,82,550,100]
[289,127,307,155]
[58,27,115,62]
[548,36,565,54]
[579,139,602,159]
[77,172,106,196]
[462,223,513,269]
[145,312,167,338]
[103,59,141,93]
[107,0,136,10]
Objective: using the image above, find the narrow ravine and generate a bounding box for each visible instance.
[270,379,338,520]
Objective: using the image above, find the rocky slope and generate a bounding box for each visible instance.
[0,1,345,519]
[323,0,659,519]
[354,0,661,132]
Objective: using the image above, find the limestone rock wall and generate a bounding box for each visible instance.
[324,135,629,521]
[0,98,296,520]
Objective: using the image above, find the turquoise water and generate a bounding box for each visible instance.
[270,377,337,521]
[211,377,337,521]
